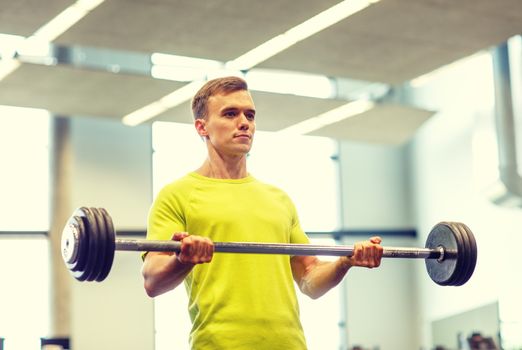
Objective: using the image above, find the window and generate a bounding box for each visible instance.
[152,121,341,349]
[0,108,51,348]
[0,108,50,231]
[0,236,51,349]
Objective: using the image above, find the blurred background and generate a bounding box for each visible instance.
[0,0,521,349]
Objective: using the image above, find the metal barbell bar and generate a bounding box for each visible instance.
[115,239,443,259]
[61,207,477,286]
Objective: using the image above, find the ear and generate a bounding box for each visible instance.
[195,119,208,138]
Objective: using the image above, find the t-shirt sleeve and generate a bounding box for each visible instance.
[288,198,310,244]
[147,184,187,241]
[142,184,187,260]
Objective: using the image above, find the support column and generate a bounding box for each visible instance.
[48,116,73,337]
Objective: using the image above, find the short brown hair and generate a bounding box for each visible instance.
[191,76,248,120]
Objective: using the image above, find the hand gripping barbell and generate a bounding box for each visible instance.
[61,207,477,286]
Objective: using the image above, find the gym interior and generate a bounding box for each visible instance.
[1,1,521,350]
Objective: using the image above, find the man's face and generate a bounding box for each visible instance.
[197,90,256,157]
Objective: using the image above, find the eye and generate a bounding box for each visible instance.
[223,110,237,118]
[245,112,255,121]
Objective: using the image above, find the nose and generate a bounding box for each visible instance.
[238,113,250,130]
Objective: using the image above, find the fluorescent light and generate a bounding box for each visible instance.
[278,99,375,135]
[16,37,55,65]
[121,102,169,127]
[0,60,21,81]
[32,0,105,42]
[151,53,223,81]
[0,104,50,117]
[151,53,222,69]
[226,0,379,70]
[0,0,105,83]
[151,53,225,82]
[410,52,491,88]
[225,35,291,71]
[122,80,204,126]
[0,34,23,80]
[246,69,334,98]
[158,80,204,107]
[0,34,25,60]
[125,0,380,125]
[151,65,208,82]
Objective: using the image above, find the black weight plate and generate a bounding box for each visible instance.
[445,222,471,286]
[65,214,87,272]
[456,224,477,286]
[72,207,99,282]
[425,223,459,286]
[87,208,107,282]
[465,225,477,284]
[438,222,465,286]
[97,208,115,282]
[448,222,470,286]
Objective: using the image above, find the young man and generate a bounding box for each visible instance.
[141,76,383,350]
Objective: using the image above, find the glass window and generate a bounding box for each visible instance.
[0,107,50,231]
[0,108,51,348]
[152,121,341,350]
[0,236,51,348]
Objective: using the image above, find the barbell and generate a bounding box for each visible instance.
[61,207,477,286]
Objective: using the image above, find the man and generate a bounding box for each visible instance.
[141,76,383,350]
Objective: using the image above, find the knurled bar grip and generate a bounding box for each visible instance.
[116,239,444,259]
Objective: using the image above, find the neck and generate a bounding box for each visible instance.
[196,152,248,179]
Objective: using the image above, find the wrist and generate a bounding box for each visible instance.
[172,254,195,270]
[338,256,352,272]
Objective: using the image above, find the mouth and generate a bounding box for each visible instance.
[234,134,251,139]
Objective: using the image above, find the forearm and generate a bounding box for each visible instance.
[142,253,194,297]
[299,258,351,299]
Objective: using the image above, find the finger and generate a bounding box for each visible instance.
[184,237,213,264]
[204,239,214,263]
[366,244,375,268]
[196,240,209,263]
[376,244,383,267]
[183,236,200,262]
[352,242,363,263]
[172,232,189,241]
[177,239,191,263]
[370,236,382,244]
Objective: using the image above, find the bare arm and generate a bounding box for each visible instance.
[142,233,214,297]
[291,237,383,299]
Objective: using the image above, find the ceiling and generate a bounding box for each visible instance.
[1,0,521,144]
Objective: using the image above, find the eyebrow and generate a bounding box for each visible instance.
[221,106,256,115]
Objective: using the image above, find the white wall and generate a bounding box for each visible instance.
[340,141,414,230]
[343,236,419,350]
[70,250,154,350]
[68,116,155,350]
[408,50,522,348]
[411,105,522,348]
[70,116,152,230]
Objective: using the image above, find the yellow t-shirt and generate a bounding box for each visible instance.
[147,172,310,350]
